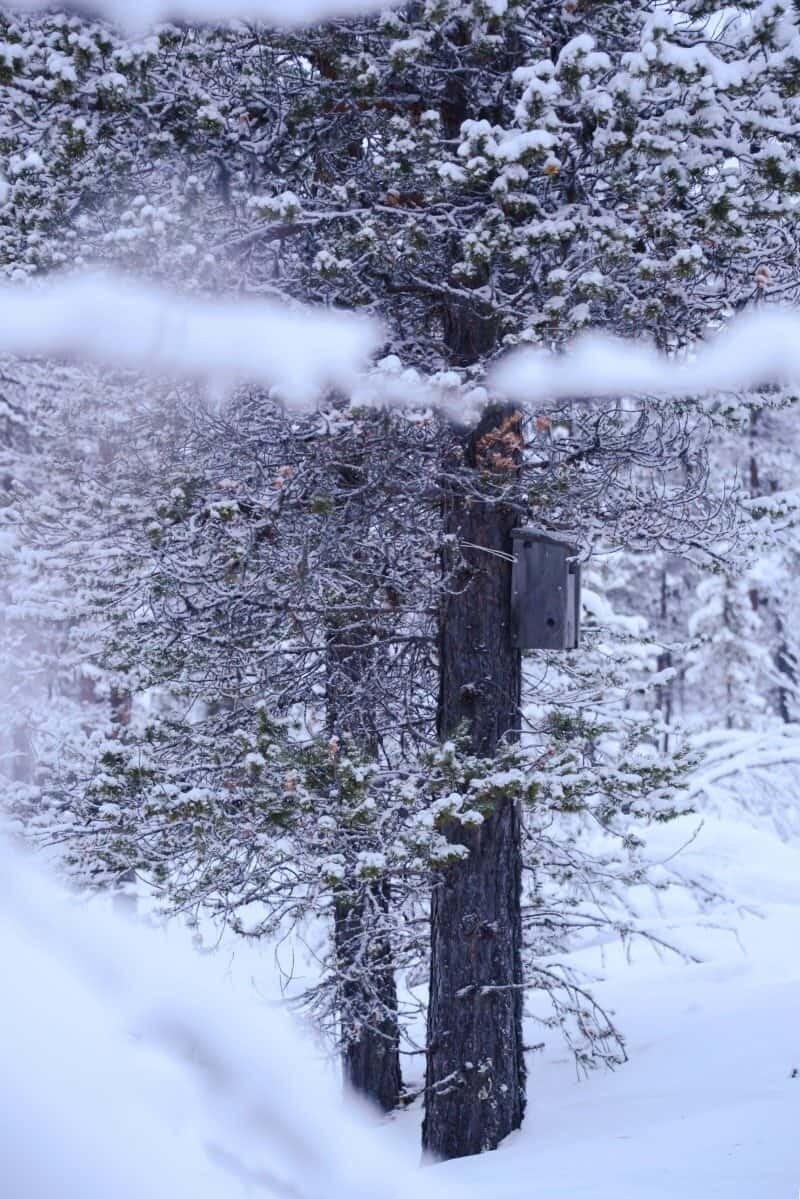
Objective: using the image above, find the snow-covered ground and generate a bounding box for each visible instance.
[0,838,452,1199]
[435,813,800,1199]
[4,788,800,1198]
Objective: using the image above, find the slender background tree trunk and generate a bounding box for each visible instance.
[326,444,402,1112]
[334,879,402,1112]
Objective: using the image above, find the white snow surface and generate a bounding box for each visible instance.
[3,776,800,1198]
[368,796,800,1199]
[0,836,457,1199]
[433,812,800,1199]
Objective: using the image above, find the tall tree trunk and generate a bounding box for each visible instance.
[423,29,530,1149]
[747,411,796,721]
[773,612,796,723]
[423,405,525,1159]
[325,445,402,1112]
[656,567,673,754]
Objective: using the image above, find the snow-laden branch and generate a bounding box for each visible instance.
[0,837,456,1199]
[7,0,396,29]
[490,309,800,404]
[0,272,381,408]
[5,275,800,416]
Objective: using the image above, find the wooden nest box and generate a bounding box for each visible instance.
[511,527,581,650]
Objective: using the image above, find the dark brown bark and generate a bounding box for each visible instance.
[423,405,526,1159]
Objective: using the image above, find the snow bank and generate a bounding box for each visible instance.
[0,837,456,1199]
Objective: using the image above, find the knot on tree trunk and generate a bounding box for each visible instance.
[461,911,481,936]
[461,911,498,939]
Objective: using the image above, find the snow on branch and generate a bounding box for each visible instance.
[0,272,381,408]
[5,275,800,417]
[7,0,396,29]
[491,309,800,404]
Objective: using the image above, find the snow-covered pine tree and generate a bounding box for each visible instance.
[7,0,800,1160]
